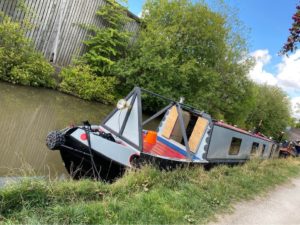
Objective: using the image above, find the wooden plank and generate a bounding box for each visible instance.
[188,117,209,153]
[162,106,178,139]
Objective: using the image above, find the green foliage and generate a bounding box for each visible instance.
[245,84,291,140]
[59,65,117,104]
[59,0,130,103]
[0,12,55,88]
[1,159,300,224]
[115,0,254,121]
[81,0,132,76]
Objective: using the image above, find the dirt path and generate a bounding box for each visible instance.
[210,177,300,225]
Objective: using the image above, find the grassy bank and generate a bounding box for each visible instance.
[1,159,300,224]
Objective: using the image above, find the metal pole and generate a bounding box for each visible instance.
[142,104,174,126]
[140,88,204,116]
[176,104,193,161]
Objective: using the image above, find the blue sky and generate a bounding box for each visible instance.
[127,0,300,118]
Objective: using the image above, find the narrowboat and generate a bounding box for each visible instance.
[46,87,279,181]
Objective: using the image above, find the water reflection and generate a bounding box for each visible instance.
[0,82,113,177]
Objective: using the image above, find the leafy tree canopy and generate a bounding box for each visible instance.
[245,84,291,140]
[115,0,254,123]
[81,0,132,76]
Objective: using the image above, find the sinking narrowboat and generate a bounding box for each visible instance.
[46,87,279,181]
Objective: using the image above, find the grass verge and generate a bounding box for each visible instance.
[1,158,300,224]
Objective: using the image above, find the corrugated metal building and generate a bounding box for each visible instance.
[0,0,139,66]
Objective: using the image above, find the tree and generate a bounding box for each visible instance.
[59,0,131,103]
[280,4,300,55]
[115,0,254,124]
[81,0,132,76]
[245,84,291,140]
[0,12,55,88]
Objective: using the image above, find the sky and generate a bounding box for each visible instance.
[127,0,300,118]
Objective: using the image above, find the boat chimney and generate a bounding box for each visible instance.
[179,97,185,104]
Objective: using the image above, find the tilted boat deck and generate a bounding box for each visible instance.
[143,135,186,159]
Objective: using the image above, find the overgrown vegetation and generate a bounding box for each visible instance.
[1,159,300,224]
[245,85,292,139]
[113,0,292,139]
[59,65,117,103]
[0,12,55,88]
[58,0,132,103]
[0,0,294,137]
[58,0,293,139]
[115,0,255,118]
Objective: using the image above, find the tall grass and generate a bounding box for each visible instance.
[1,158,300,224]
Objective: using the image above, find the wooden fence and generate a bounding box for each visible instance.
[0,0,140,66]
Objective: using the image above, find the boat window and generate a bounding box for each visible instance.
[229,137,242,155]
[251,142,259,154]
[261,144,266,156]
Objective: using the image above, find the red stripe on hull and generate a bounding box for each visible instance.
[143,139,186,159]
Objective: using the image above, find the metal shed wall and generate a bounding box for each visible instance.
[0,0,140,66]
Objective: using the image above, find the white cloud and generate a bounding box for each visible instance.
[248,49,278,85]
[291,97,300,119]
[248,49,300,119]
[277,51,300,90]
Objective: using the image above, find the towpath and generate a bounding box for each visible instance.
[210,177,300,225]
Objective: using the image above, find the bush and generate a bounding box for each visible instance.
[0,12,55,88]
[59,65,117,104]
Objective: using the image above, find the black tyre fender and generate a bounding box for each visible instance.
[46,131,65,150]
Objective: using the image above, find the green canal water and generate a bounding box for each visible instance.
[0,82,114,177]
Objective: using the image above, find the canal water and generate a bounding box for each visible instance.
[0,82,113,177]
